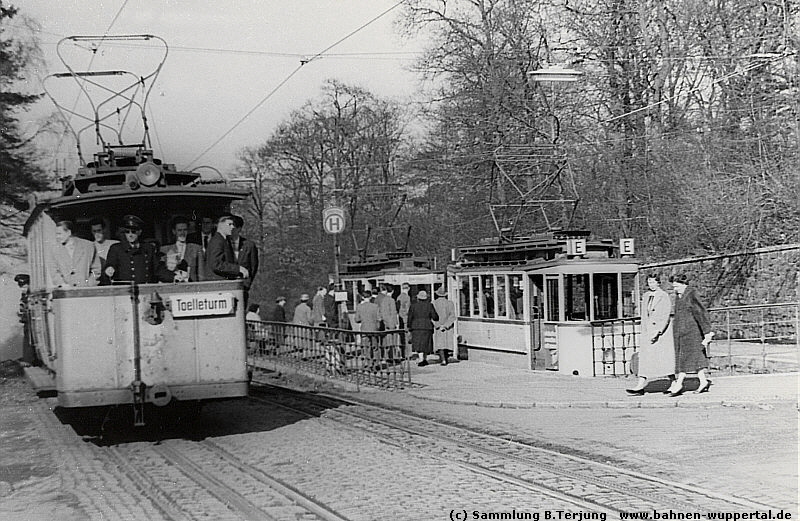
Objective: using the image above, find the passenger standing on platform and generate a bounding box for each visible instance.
[626,274,675,395]
[104,215,167,284]
[311,286,327,326]
[50,220,101,288]
[407,290,439,367]
[89,217,118,280]
[203,215,248,281]
[323,283,338,328]
[246,303,262,321]
[669,273,714,396]
[231,215,259,306]
[190,216,215,256]
[378,284,399,359]
[293,294,312,325]
[355,291,381,363]
[268,296,287,323]
[161,216,204,282]
[397,283,411,330]
[432,286,456,366]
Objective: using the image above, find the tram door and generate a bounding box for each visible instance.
[528,274,545,370]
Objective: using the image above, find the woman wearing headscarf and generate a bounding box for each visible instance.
[669,273,714,396]
[626,273,675,395]
[407,290,439,367]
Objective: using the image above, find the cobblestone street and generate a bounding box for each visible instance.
[0,362,796,520]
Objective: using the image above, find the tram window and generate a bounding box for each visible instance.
[593,273,619,320]
[470,276,480,316]
[480,275,494,318]
[565,274,589,321]
[545,276,560,321]
[621,273,637,318]
[509,274,524,320]
[459,277,470,317]
[496,276,507,318]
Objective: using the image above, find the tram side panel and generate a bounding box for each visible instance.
[53,283,248,408]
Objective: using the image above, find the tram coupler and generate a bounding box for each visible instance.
[131,380,146,426]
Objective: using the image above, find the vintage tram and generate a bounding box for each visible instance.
[447,231,640,376]
[20,34,250,424]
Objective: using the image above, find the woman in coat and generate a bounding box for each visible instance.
[432,286,455,366]
[626,274,675,395]
[669,273,714,396]
[407,290,439,367]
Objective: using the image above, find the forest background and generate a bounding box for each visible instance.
[2,0,798,307]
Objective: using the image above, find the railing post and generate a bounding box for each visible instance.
[726,310,732,375]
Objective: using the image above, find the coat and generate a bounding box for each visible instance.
[104,240,166,284]
[49,237,100,287]
[407,300,439,355]
[432,296,456,352]
[234,236,259,289]
[396,292,411,325]
[311,293,326,325]
[267,303,287,323]
[378,293,399,329]
[161,242,204,282]
[637,287,675,378]
[354,300,380,332]
[204,232,240,280]
[673,286,711,373]
[323,293,338,327]
[292,302,312,325]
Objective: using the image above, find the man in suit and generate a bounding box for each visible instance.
[89,217,118,279]
[161,216,204,282]
[231,215,259,305]
[104,215,170,284]
[49,220,100,288]
[203,215,248,281]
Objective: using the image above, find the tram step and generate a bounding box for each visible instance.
[23,366,56,394]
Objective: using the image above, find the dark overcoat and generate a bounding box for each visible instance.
[673,286,711,373]
[236,236,259,288]
[407,300,439,355]
[204,233,240,280]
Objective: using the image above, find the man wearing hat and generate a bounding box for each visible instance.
[292,293,312,325]
[432,286,456,365]
[204,215,249,281]
[104,215,169,284]
[406,289,439,367]
[267,296,287,323]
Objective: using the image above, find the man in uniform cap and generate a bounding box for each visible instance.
[104,215,171,284]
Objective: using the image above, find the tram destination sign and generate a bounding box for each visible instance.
[169,292,236,317]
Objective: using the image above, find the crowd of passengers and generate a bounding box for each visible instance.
[48,213,258,297]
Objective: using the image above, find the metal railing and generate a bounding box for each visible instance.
[246,320,413,389]
[590,302,800,376]
[590,318,640,376]
[709,302,800,374]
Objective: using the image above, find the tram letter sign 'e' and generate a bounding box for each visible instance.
[620,238,635,256]
[323,207,346,235]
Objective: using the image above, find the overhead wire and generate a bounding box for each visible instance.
[185,0,408,169]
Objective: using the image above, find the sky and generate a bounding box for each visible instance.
[13,1,427,176]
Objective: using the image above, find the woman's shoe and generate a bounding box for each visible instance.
[693,380,712,394]
[625,388,645,396]
[668,387,684,397]
[417,360,429,367]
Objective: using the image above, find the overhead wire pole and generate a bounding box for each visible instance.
[185,0,407,170]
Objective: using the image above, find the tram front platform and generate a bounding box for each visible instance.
[393,360,797,409]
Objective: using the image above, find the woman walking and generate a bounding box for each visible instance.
[626,274,675,395]
[407,290,439,367]
[669,273,714,396]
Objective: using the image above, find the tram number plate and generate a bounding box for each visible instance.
[169,292,236,317]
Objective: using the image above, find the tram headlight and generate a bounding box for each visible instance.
[135,161,163,187]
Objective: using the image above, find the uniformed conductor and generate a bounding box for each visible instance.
[103,215,169,284]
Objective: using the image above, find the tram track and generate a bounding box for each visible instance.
[250,382,776,516]
[110,437,351,521]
